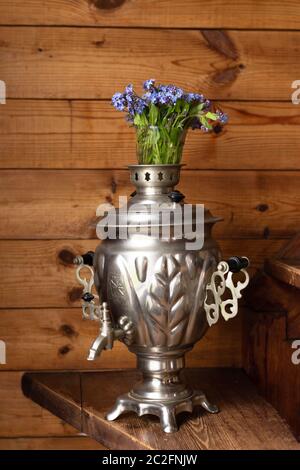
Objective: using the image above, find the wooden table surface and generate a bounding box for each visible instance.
[22,368,300,450]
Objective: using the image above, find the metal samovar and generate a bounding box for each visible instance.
[73,164,249,433]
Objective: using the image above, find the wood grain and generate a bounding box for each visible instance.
[22,372,82,430]
[0,239,283,308]
[1,28,300,99]
[1,1,300,29]
[245,271,300,342]
[22,369,300,450]
[1,0,299,450]
[244,311,300,441]
[0,437,105,450]
[1,100,300,170]
[0,308,241,370]
[0,372,78,437]
[0,170,299,240]
[265,259,300,290]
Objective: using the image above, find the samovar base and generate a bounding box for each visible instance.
[106,389,219,433]
[105,352,219,433]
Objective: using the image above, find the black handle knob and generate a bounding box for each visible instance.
[227,256,249,273]
[82,292,94,302]
[168,190,185,203]
[81,251,94,266]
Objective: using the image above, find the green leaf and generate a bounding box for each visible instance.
[149,104,159,126]
[183,102,190,114]
[205,112,218,121]
[200,115,212,129]
[133,114,141,126]
[190,103,205,115]
[141,112,149,127]
[175,100,182,113]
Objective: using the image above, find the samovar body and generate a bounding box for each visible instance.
[74,165,249,433]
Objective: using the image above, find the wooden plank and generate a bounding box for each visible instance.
[0,372,78,437]
[22,372,82,430]
[245,271,300,339]
[0,239,283,308]
[0,437,105,450]
[265,259,300,290]
[0,100,71,168]
[1,1,300,29]
[1,27,300,99]
[22,369,300,450]
[0,308,241,370]
[2,100,300,170]
[0,170,299,240]
[264,234,300,289]
[244,310,300,441]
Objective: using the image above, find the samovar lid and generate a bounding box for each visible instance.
[102,197,222,229]
[96,164,223,229]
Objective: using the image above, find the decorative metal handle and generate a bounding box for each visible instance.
[204,256,250,327]
[73,251,101,321]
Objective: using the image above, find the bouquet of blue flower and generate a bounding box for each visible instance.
[112,79,227,165]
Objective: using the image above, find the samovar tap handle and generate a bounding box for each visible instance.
[73,251,102,321]
[204,256,250,327]
[73,252,135,360]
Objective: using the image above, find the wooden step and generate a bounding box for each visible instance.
[265,233,300,289]
[22,369,300,450]
[265,259,300,289]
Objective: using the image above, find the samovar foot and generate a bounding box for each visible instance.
[192,390,219,414]
[105,390,219,433]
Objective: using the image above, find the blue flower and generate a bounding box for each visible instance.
[142,91,158,104]
[112,92,126,111]
[157,92,169,105]
[166,85,184,103]
[134,98,146,115]
[216,110,228,124]
[143,79,156,91]
[124,84,134,103]
[184,93,204,103]
[125,84,133,94]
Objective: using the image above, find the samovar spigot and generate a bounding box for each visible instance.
[73,252,135,361]
[87,303,127,361]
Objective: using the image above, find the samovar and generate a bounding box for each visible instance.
[73,164,249,433]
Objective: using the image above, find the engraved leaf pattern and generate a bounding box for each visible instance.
[108,255,152,346]
[146,255,189,346]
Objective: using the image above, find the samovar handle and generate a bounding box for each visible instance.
[204,256,250,327]
[73,251,102,321]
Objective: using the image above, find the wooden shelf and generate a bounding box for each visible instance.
[22,368,300,450]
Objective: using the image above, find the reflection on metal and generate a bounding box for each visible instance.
[73,164,250,433]
[74,260,101,321]
[73,257,134,360]
[106,389,219,434]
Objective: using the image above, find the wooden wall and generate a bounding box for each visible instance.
[0,0,300,449]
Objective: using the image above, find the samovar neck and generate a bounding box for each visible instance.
[128,164,183,195]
